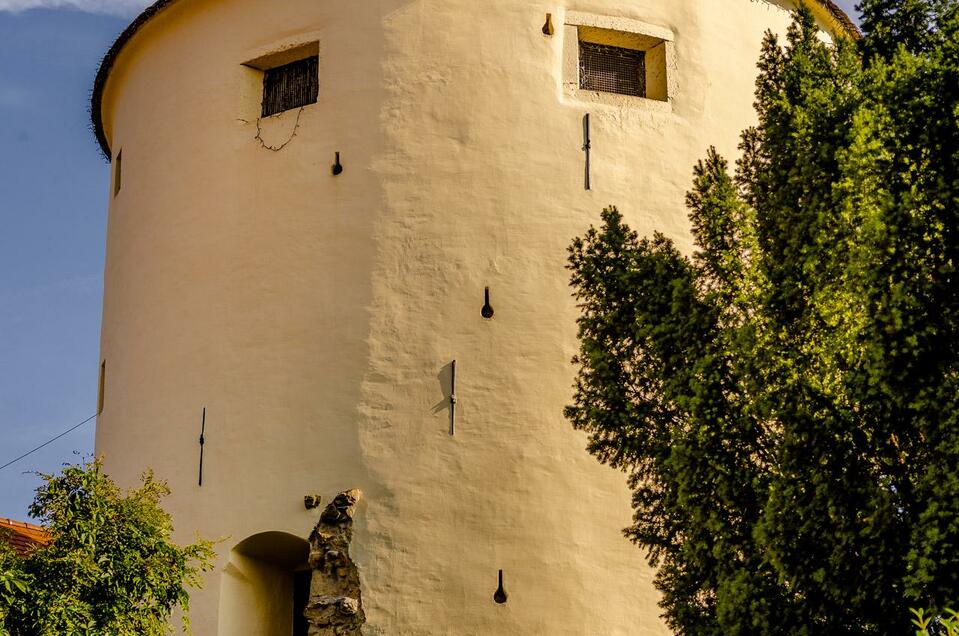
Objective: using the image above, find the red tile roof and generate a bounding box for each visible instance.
[0,518,50,556]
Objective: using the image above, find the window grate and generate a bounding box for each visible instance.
[262,56,318,117]
[579,42,646,97]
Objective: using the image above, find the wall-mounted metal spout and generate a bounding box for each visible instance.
[493,569,508,604]
[482,287,494,319]
[542,13,554,36]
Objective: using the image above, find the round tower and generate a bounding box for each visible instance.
[91,1,855,633]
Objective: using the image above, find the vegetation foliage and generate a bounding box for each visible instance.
[914,608,959,635]
[566,1,959,633]
[0,460,213,635]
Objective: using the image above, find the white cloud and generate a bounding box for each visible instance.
[0,0,150,16]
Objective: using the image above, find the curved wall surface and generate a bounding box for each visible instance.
[94,1,846,633]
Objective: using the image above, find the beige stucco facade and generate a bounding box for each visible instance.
[93,1,851,634]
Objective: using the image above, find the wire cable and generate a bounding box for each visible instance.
[0,413,97,472]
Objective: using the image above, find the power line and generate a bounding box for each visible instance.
[0,413,97,472]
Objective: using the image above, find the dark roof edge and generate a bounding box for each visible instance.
[89,0,861,160]
[818,0,862,40]
[91,0,177,160]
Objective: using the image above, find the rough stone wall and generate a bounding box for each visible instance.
[306,490,364,635]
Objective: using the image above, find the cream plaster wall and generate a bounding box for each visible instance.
[94,1,842,634]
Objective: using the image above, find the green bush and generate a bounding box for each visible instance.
[0,460,213,635]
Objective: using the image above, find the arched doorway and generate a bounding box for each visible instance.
[218,531,311,636]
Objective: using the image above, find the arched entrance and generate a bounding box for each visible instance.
[218,531,311,636]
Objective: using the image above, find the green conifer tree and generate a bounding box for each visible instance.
[566,3,959,633]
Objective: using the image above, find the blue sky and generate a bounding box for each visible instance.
[0,5,133,519]
[0,0,861,520]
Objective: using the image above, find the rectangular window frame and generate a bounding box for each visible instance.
[242,40,321,121]
[563,12,674,110]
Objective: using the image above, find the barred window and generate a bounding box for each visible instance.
[262,56,318,117]
[579,42,646,98]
